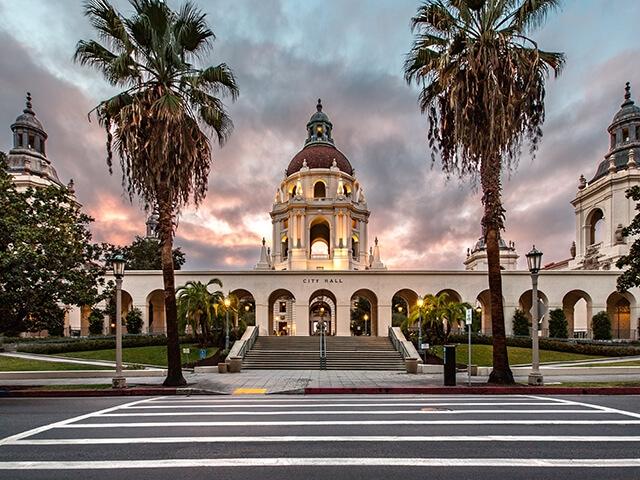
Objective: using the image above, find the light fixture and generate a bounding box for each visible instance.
[398,306,403,312]
[224,297,231,308]
[417,298,424,308]
[526,245,543,274]
[245,305,250,312]
[363,313,369,321]
[111,253,126,279]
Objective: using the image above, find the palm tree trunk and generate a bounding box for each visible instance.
[481,155,514,385]
[158,187,186,387]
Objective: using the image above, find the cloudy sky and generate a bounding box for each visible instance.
[1,0,639,270]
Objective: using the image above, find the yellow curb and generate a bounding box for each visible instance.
[233,388,267,395]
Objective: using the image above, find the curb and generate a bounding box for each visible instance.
[303,386,640,395]
[0,387,226,397]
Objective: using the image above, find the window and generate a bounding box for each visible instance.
[587,209,605,245]
[279,302,287,313]
[623,128,630,142]
[313,181,326,198]
[611,133,616,148]
[28,135,35,149]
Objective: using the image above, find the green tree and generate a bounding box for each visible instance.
[103,236,186,271]
[548,308,568,339]
[0,155,110,336]
[404,0,564,383]
[406,293,466,344]
[88,309,105,335]
[350,296,371,335]
[592,311,612,340]
[512,309,530,336]
[176,279,223,344]
[616,186,640,291]
[75,0,238,386]
[125,307,144,334]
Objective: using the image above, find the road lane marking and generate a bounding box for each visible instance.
[9,435,640,446]
[542,396,640,420]
[123,402,566,409]
[144,396,530,403]
[56,419,640,428]
[233,388,267,395]
[1,458,640,469]
[0,396,162,446]
[98,409,601,417]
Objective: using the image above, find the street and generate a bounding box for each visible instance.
[1,394,640,479]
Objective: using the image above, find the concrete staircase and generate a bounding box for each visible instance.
[242,336,406,370]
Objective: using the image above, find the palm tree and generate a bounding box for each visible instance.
[404,0,563,383]
[176,278,222,343]
[75,0,239,386]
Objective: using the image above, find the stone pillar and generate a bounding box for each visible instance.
[294,303,309,336]
[336,303,351,336]
[255,302,269,336]
[378,303,392,337]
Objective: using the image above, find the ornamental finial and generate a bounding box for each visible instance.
[625,82,631,101]
[317,98,322,112]
[24,92,34,114]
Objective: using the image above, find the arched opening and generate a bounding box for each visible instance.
[476,290,495,335]
[436,289,463,303]
[351,234,359,261]
[268,289,295,336]
[230,289,256,330]
[351,289,378,336]
[146,289,165,334]
[519,289,549,336]
[313,181,326,198]
[562,290,593,338]
[281,235,289,260]
[391,289,419,329]
[586,208,605,246]
[607,292,634,339]
[310,218,331,257]
[80,305,92,336]
[108,290,133,334]
[309,289,336,336]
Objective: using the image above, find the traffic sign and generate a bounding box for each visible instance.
[465,308,473,325]
[530,299,547,321]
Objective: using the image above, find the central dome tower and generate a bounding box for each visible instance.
[256,100,385,271]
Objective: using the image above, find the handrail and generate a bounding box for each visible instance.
[228,325,259,360]
[389,327,421,362]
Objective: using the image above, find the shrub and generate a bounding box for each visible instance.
[125,308,143,334]
[88,310,104,336]
[512,309,530,336]
[548,309,568,339]
[592,311,612,340]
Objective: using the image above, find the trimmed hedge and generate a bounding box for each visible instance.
[447,333,640,358]
[17,335,196,355]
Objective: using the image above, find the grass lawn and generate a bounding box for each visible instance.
[0,356,112,371]
[58,344,217,367]
[432,344,606,366]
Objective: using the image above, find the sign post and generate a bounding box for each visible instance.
[465,308,473,386]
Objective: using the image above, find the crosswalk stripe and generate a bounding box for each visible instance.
[124,402,567,409]
[1,457,639,469]
[8,435,640,446]
[98,409,601,417]
[58,419,640,428]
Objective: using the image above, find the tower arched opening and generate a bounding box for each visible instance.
[313,180,326,198]
[586,208,605,246]
[310,218,331,257]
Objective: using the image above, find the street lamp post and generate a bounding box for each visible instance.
[526,245,544,386]
[224,296,231,351]
[417,297,424,361]
[111,254,126,389]
[363,313,369,336]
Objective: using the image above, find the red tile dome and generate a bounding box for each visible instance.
[286,144,353,176]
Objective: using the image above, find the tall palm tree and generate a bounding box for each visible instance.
[176,278,222,343]
[404,0,564,383]
[75,0,238,385]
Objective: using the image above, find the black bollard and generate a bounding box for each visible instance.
[443,344,457,386]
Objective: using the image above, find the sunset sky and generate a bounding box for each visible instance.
[1,0,639,270]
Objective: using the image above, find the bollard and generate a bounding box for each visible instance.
[443,344,457,386]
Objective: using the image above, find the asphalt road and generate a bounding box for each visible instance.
[1,394,640,480]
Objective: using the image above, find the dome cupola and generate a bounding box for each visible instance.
[590,82,640,182]
[306,99,333,145]
[11,92,48,155]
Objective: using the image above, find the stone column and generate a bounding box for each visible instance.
[336,303,351,336]
[255,302,269,336]
[377,303,392,337]
[294,303,309,336]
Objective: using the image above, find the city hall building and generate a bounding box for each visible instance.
[5,86,640,341]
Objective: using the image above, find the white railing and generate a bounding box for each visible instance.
[228,325,259,360]
[389,327,420,362]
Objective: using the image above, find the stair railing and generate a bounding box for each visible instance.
[389,327,421,362]
[228,325,259,361]
[319,320,327,370]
